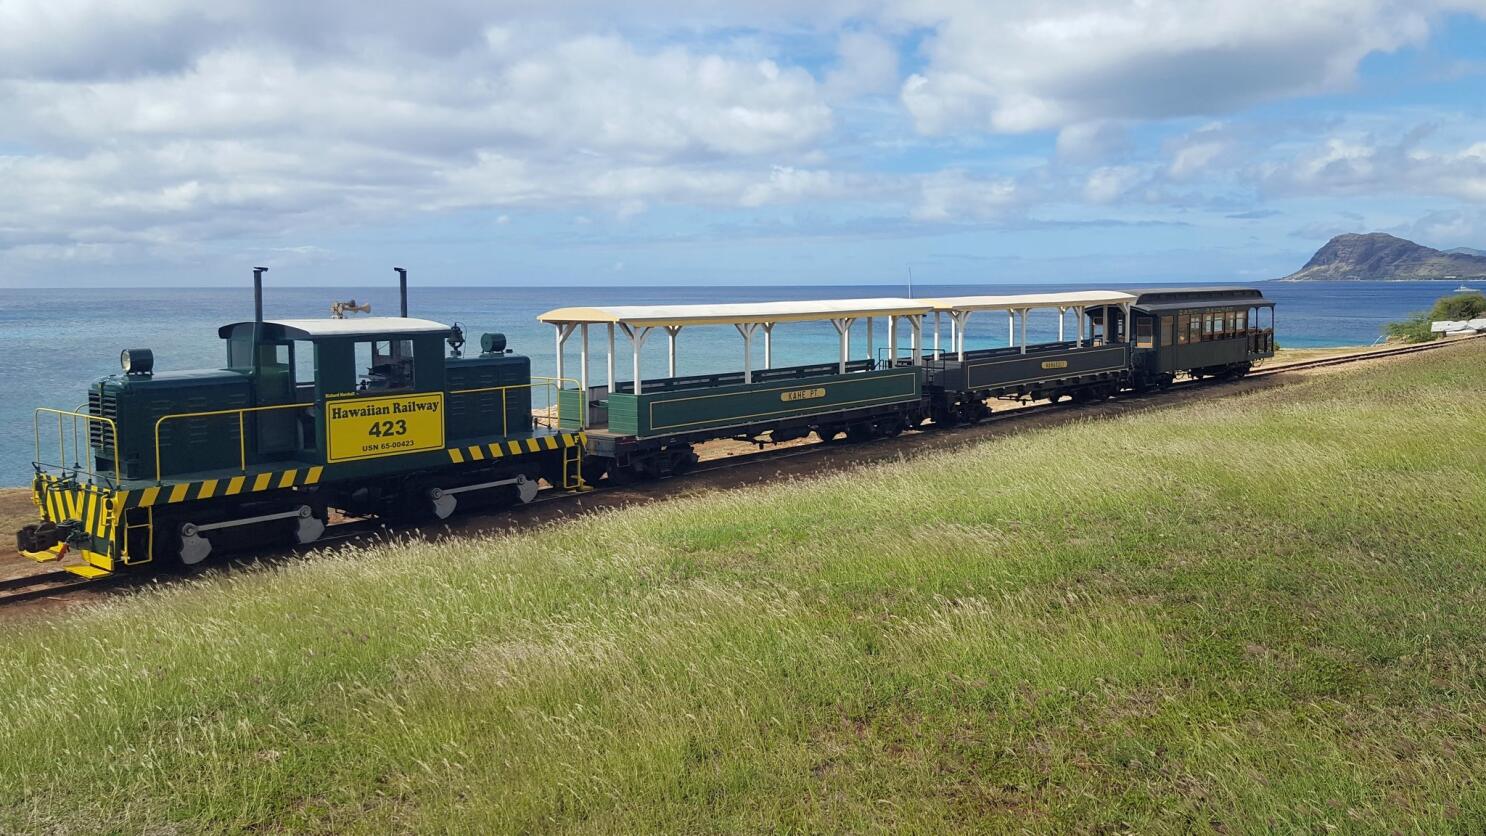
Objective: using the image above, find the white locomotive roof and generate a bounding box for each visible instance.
[218,317,451,339]
[538,298,934,328]
[927,290,1137,313]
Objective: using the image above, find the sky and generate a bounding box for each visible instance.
[1,0,1485,288]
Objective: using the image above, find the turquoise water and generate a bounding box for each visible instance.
[0,280,1463,486]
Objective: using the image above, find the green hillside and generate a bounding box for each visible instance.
[3,343,1485,833]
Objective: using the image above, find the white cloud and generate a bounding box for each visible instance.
[895,0,1471,134]
[824,31,900,101]
[1055,121,1130,163]
[3,0,1486,275]
[911,169,1023,221]
[1258,132,1486,202]
[0,23,847,263]
[1083,165,1144,204]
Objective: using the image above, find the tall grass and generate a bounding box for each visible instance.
[2,344,1485,832]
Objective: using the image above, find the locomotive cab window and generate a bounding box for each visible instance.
[355,339,415,393]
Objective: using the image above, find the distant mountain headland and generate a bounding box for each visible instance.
[1279,233,1486,282]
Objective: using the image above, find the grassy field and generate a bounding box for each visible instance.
[3,345,1486,833]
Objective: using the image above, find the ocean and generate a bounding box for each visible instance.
[0,280,1467,487]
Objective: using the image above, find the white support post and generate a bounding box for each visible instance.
[1123,304,1132,344]
[553,325,566,384]
[1019,309,1028,355]
[934,310,942,356]
[888,315,898,366]
[866,317,874,364]
[619,324,651,394]
[956,311,971,360]
[665,326,681,377]
[949,314,958,355]
[831,318,851,373]
[1057,307,1065,342]
[910,316,922,365]
[735,323,757,384]
[579,325,591,426]
[1008,310,1015,348]
[580,324,590,393]
[606,323,616,395]
[762,323,774,369]
[1076,307,1085,347]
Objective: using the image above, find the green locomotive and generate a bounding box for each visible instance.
[19,269,585,576]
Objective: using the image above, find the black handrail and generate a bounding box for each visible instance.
[609,358,877,395]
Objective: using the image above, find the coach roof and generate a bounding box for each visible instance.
[538,298,935,328]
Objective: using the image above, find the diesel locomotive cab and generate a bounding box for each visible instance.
[20,268,587,578]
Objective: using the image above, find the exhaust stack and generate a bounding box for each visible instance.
[395,267,408,317]
[253,266,268,323]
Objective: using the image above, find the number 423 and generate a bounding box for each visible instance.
[367,419,408,437]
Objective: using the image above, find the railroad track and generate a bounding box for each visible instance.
[0,570,109,607]
[4,335,1475,609]
[1251,336,1480,376]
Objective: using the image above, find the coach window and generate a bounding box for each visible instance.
[1160,315,1176,346]
[1135,316,1154,348]
[355,339,416,393]
[1238,309,1249,332]
[1177,313,1190,344]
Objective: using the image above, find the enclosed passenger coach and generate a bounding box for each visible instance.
[1126,287,1275,386]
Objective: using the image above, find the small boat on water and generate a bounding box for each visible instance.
[1455,284,1477,292]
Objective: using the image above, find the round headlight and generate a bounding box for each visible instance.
[120,348,154,375]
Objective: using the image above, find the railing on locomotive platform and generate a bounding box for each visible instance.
[447,376,577,433]
[33,407,121,489]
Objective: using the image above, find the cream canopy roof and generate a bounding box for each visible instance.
[927,290,1136,312]
[538,298,934,328]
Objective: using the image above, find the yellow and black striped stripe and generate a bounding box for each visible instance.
[446,431,585,465]
[33,431,583,519]
[115,465,326,510]
[32,474,118,543]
